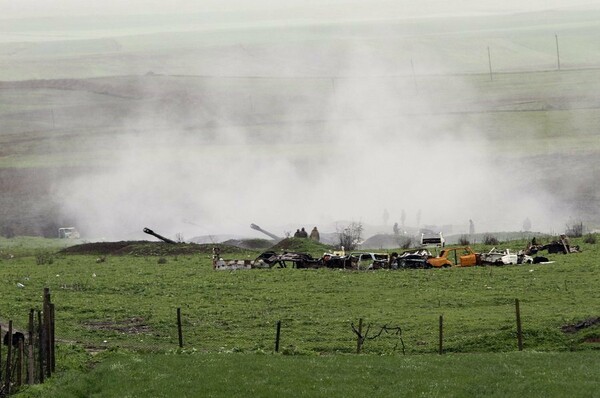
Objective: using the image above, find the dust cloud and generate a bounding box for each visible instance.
[54,30,569,241]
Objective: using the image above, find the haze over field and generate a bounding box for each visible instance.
[1,1,599,240]
[2,0,598,19]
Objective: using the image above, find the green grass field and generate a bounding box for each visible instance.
[0,235,598,396]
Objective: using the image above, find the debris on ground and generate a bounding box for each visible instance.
[561,317,600,334]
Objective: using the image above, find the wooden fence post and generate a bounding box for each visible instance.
[5,320,13,395]
[43,288,51,378]
[50,303,55,373]
[515,299,523,351]
[37,310,44,384]
[28,309,34,385]
[177,308,183,348]
[275,320,281,352]
[439,315,444,355]
[17,339,23,387]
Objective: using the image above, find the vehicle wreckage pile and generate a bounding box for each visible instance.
[212,236,580,271]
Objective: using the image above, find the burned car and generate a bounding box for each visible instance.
[427,246,478,268]
[394,249,432,269]
[349,252,390,270]
[480,248,518,265]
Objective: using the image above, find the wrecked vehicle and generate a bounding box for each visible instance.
[321,253,352,269]
[480,248,518,265]
[480,248,533,265]
[349,252,389,270]
[270,252,321,268]
[213,258,254,270]
[427,246,478,268]
[517,252,534,264]
[212,249,273,270]
[542,241,581,254]
[395,249,432,269]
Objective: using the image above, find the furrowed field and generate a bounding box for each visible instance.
[0,236,599,396]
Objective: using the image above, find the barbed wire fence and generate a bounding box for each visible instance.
[0,288,536,395]
[1,288,56,397]
[51,299,528,355]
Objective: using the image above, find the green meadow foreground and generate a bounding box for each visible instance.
[0,236,598,396]
[18,351,600,398]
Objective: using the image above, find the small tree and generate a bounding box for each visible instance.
[458,234,470,245]
[338,222,363,251]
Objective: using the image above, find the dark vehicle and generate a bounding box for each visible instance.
[397,249,431,269]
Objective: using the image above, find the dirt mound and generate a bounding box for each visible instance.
[60,241,147,255]
[270,238,332,254]
[60,241,248,256]
[362,234,411,249]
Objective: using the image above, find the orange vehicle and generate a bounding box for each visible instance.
[427,246,478,268]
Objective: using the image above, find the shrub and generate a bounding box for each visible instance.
[157,257,167,264]
[566,222,584,238]
[458,234,470,245]
[583,234,597,244]
[482,234,499,245]
[36,251,54,265]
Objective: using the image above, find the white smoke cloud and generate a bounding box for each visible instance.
[56,34,569,241]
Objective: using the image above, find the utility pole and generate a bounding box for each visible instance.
[487,46,493,81]
[411,59,418,92]
[555,34,561,71]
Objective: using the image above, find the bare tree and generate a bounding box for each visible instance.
[338,222,363,250]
